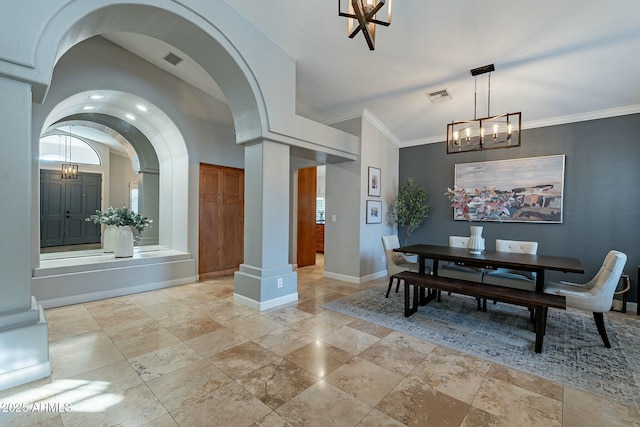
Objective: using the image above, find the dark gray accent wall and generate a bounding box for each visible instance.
[399,114,640,303]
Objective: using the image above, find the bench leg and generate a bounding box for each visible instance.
[404,282,418,317]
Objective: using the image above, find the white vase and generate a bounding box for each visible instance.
[467,226,485,255]
[103,224,116,253]
[114,226,134,258]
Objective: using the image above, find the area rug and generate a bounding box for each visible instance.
[324,285,640,410]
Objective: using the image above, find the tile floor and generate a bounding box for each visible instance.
[1,256,639,426]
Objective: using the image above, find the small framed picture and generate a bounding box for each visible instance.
[366,200,382,224]
[368,167,381,197]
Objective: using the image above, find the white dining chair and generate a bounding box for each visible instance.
[544,250,627,348]
[438,236,484,282]
[381,235,421,297]
[482,239,538,291]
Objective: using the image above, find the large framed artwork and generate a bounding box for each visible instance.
[368,167,381,197]
[453,155,565,223]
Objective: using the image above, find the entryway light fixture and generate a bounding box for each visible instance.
[61,125,79,179]
[446,64,521,154]
[338,0,392,51]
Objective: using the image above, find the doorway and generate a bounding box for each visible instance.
[40,170,102,247]
[297,166,317,268]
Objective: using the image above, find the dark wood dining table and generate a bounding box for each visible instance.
[395,244,585,293]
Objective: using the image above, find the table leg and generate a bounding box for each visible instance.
[535,270,545,293]
[534,306,547,353]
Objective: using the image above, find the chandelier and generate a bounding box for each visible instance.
[446,64,521,154]
[61,125,79,179]
[338,0,392,50]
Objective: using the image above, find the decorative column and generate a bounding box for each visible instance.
[0,77,50,391]
[234,140,298,310]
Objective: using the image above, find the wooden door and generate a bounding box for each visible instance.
[199,163,244,278]
[297,167,317,267]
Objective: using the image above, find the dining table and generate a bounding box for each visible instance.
[395,243,585,294]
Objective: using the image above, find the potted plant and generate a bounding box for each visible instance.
[86,206,152,257]
[392,178,431,245]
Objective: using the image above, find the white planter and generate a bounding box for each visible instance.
[114,226,134,258]
[103,224,116,253]
[467,226,485,255]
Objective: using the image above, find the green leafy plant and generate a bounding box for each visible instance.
[392,178,431,245]
[86,206,152,234]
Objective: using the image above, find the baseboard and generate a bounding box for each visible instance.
[233,292,298,311]
[323,270,387,284]
[0,361,51,392]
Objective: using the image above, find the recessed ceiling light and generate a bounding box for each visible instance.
[89,94,104,100]
[83,105,95,110]
[136,104,148,112]
[126,113,136,121]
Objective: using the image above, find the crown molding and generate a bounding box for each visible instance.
[324,108,402,147]
[398,104,640,148]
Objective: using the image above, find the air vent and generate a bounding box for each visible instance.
[163,52,183,66]
[426,89,452,103]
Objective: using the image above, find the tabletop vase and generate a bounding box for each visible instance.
[103,224,116,253]
[467,226,485,255]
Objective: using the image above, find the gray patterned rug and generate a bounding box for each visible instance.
[324,285,640,410]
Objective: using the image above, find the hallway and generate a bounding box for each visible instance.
[1,259,637,426]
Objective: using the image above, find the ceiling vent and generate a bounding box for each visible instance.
[426,89,452,103]
[163,52,183,66]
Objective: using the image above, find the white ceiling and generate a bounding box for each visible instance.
[96,1,640,147]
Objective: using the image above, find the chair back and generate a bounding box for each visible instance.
[381,235,400,252]
[496,239,538,254]
[587,250,627,311]
[449,236,469,248]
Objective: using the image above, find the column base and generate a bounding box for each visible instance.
[234,264,298,311]
[0,298,51,392]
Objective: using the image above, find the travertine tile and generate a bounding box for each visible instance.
[111,328,181,359]
[45,305,101,342]
[145,359,232,411]
[60,382,167,426]
[238,357,319,409]
[252,411,295,427]
[261,306,315,327]
[225,313,286,341]
[472,376,562,426]
[325,357,404,406]
[358,336,430,376]
[563,386,640,426]
[170,381,271,426]
[210,341,281,379]
[356,409,407,427]
[375,378,469,427]
[184,327,249,357]
[285,340,354,378]
[322,325,380,355]
[289,316,343,339]
[254,328,317,357]
[49,331,124,379]
[408,345,491,403]
[488,363,563,401]
[130,342,203,382]
[164,316,224,341]
[347,318,394,338]
[276,380,372,427]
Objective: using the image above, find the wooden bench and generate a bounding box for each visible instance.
[391,271,566,353]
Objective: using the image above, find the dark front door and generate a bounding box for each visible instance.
[40,170,102,247]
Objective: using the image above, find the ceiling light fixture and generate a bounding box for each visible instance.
[61,125,79,179]
[446,64,521,154]
[338,0,392,51]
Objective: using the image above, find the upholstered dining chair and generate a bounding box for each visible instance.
[382,235,421,297]
[544,250,627,348]
[438,236,484,282]
[482,239,539,291]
